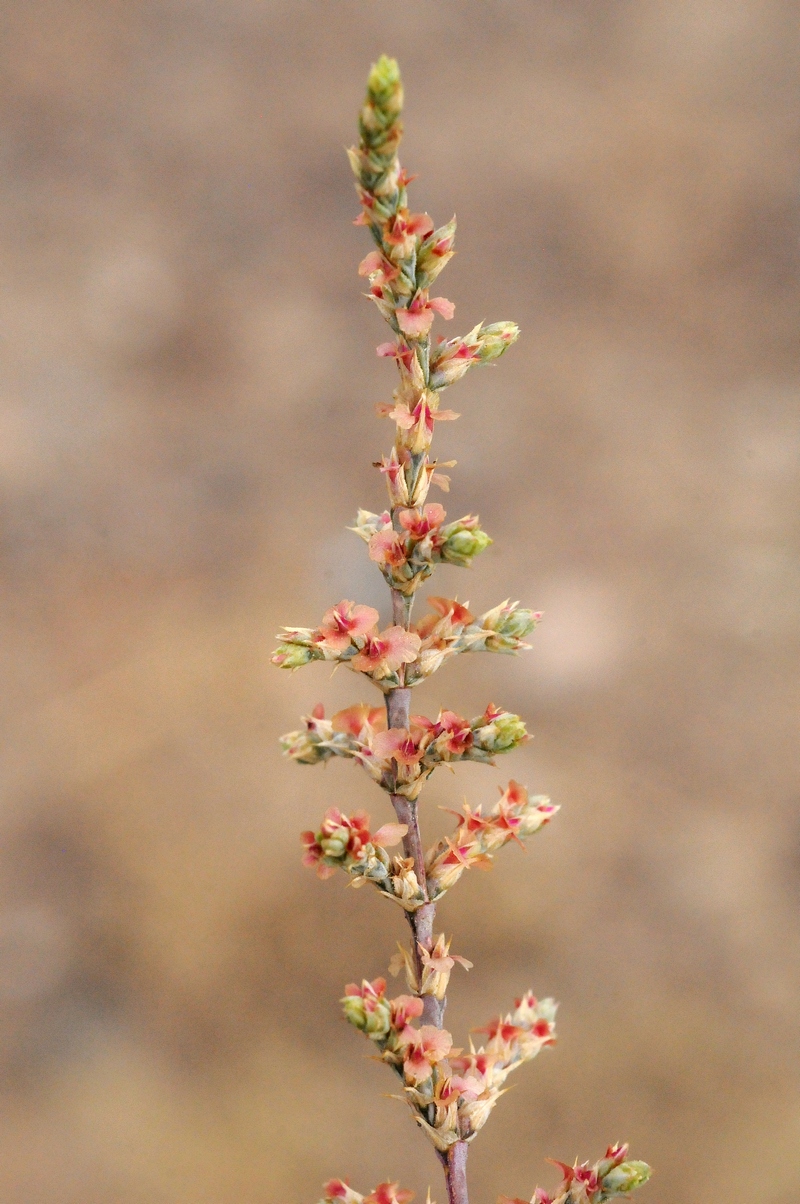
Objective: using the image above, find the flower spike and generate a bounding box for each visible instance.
[278,57,648,1204]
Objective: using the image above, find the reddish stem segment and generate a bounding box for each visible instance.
[385,589,462,1194]
[440,1141,470,1204]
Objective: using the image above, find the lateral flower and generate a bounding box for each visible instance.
[396,291,455,339]
[320,1181,418,1204]
[418,934,473,1000]
[397,1023,454,1085]
[425,781,558,899]
[317,600,380,651]
[273,602,425,691]
[350,626,421,678]
[428,321,519,390]
[342,977,392,1041]
[301,807,407,880]
[502,1146,651,1204]
[352,509,493,596]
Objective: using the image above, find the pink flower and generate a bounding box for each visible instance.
[372,727,424,767]
[358,251,400,284]
[397,503,446,540]
[368,527,407,568]
[376,340,415,372]
[316,600,380,652]
[384,210,435,258]
[396,291,455,338]
[383,396,459,452]
[323,1180,363,1204]
[350,626,422,676]
[433,710,473,756]
[390,993,424,1035]
[377,448,409,507]
[399,1024,454,1085]
[364,1184,415,1204]
[343,976,387,1004]
[331,704,387,738]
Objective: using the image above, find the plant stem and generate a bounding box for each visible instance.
[440,1141,470,1204]
[385,587,462,1204]
[385,678,443,1026]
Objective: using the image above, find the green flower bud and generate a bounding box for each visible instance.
[319,825,350,860]
[492,713,528,751]
[280,730,326,765]
[271,642,318,670]
[478,601,541,649]
[341,994,391,1041]
[439,519,492,568]
[366,55,403,115]
[474,712,528,754]
[475,321,520,362]
[342,995,369,1029]
[602,1162,652,1196]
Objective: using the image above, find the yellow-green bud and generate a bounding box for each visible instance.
[341,995,391,1041]
[366,55,403,115]
[602,1162,652,1196]
[475,321,519,362]
[439,519,492,568]
[475,712,528,754]
[271,642,318,670]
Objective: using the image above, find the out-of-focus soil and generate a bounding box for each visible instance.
[0,3,798,1202]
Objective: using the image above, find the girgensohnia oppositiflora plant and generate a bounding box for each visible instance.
[273,57,651,1204]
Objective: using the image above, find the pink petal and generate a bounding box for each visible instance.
[397,308,434,338]
[383,626,422,663]
[377,341,399,357]
[407,212,435,237]
[372,822,408,847]
[372,729,409,759]
[359,250,385,277]
[428,296,455,319]
[387,404,416,430]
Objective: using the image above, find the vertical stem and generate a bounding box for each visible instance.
[440,1142,469,1204]
[386,505,461,1193]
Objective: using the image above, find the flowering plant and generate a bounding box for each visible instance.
[275,57,651,1204]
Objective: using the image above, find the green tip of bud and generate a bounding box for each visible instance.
[367,55,402,102]
[271,642,317,670]
[602,1162,652,1196]
[491,713,528,751]
[476,322,520,362]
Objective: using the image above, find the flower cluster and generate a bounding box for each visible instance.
[350,508,491,596]
[342,979,557,1153]
[500,1145,651,1204]
[281,704,528,799]
[347,55,518,533]
[426,781,559,899]
[301,808,407,880]
[273,596,541,689]
[273,599,421,689]
[300,805,429,911]
[320,1179,416,1204]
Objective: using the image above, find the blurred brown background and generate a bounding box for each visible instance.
[1,2,798,1201]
